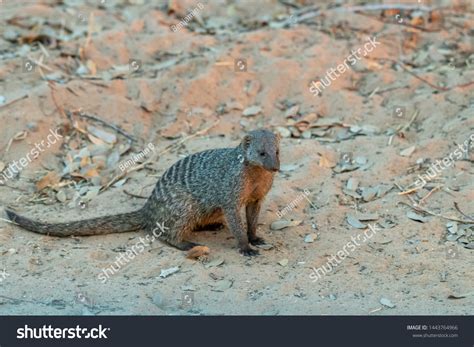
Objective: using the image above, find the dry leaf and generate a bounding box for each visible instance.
[80,156,91,168]
[87,126,117,144]
[82,167,100,178]
[295,113,318,131]
[400,146,416,157]
[407,211,428,223]
[159,266,180,278]
[380,297,396,308]
[284,105,299,118]
[347,214,366,229]
[270,220,302,230]
[319,155,337,168]
[204,258,225,268]
[87,133,106,145]
[36,171,61,191]
[242,105,262,117]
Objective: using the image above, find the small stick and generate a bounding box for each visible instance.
[341,4,433,12]
[395,183,474,224]
[453,202,474,221]
[278,0,301,9]
[399,109,419,133]
[0,217,18,225]
[398,186,422,195]
[278,3,434,26]
[397,201,473,224]
[0,94,28,110]
[395,183,421,205]
[139,183,156,195]
[124,190,148,199]
[373,58,474,91]
[369,307,382,314]
[419,185,441,204]
[356,12,440,33]
[26,54,54,72]
[387,134,394,146]
[71,110,136,142]
[48,81,70,122]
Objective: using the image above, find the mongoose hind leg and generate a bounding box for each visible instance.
[166,239,201,251]
[246,200,266,246]
[157,223,201,250]
[194,223,224,232]
[224,207,259,256]
[193,210,225,232]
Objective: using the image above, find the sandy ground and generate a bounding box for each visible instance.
[0,0,473,315]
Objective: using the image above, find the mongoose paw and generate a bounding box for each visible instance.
[249,237,266,246]
[239,247,259,257]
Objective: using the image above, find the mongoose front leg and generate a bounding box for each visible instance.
[246,201,265,245]
[224,207,259,256]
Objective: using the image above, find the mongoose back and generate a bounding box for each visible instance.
[6,129,280,256]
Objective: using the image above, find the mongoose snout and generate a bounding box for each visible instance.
[6,129,280,256]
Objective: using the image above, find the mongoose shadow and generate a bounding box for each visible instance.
[6,129,280,256]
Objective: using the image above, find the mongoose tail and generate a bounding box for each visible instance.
[5,208,144,236]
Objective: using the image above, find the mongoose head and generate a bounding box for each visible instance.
[241,129,280,172]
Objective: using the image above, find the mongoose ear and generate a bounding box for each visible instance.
[242,135,251,149]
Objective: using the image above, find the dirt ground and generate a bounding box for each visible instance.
[0,0,473,315]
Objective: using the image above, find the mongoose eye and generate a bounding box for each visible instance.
[259,151,266,157]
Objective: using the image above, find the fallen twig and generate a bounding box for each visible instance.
[341,4,433,12]
[124,190,148,199]
[372,58,474,91]
[0,217,18,225]
[277,3,434,26]
[397,186,422,195]
[47,81,70,122]
[356,12,440,32]
[70,110,136,142]
[26,54,54,73]
[419,185,441,204]
[395,183,474,224]
[0,94,28,110]
[397,109,419,133]
[454,202,474,221]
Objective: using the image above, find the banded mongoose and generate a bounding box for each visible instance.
[6,129,280,256]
